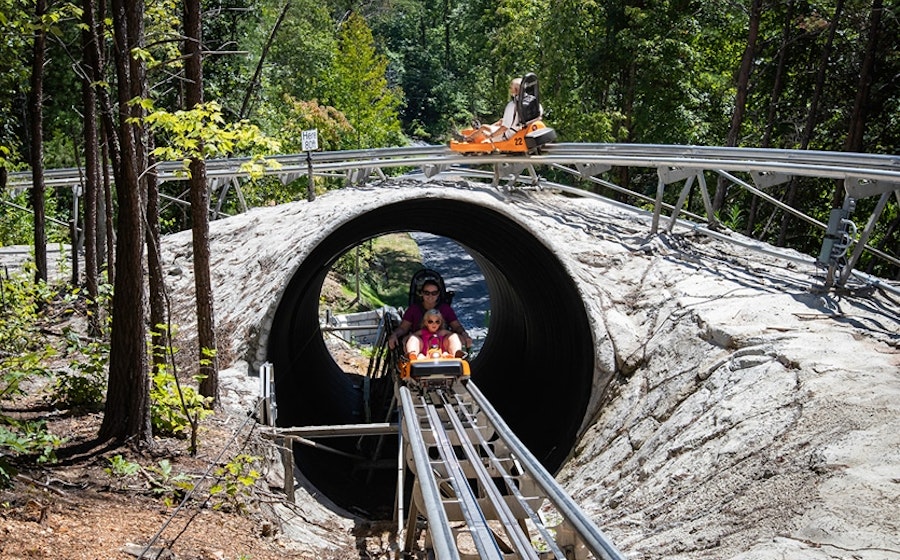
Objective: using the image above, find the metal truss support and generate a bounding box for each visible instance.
[212,176,248,218]
[653,167,714,234]
[838,189,894,287]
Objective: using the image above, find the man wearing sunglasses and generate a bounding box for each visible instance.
[387,279,472,353]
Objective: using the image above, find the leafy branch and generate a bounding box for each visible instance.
[138,100,282,179]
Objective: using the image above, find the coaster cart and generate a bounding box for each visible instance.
[449,72,557,155]
[396,269,471,390]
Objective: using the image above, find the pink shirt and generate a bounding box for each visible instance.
[419,329,447,352]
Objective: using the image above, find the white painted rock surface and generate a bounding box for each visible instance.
[162,180,899,559]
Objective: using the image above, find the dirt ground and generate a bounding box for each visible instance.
[0,381,324,560]
[0,280,379,560]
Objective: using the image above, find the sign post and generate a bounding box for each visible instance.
[301,129,319,202]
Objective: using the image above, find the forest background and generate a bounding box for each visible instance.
[0,0,898,513]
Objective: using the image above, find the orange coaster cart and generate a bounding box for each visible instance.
[449,72,556,154]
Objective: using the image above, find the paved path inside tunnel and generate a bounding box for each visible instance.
[410,232,489,353]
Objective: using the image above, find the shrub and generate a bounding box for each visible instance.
[150,367,214,438]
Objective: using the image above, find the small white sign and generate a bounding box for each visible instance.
[301,129,319,152]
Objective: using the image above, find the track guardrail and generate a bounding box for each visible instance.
[5,144,898,291]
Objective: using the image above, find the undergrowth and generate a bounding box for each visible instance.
[0,263,238,490]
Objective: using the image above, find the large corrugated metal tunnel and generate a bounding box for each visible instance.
[267,198,594,517]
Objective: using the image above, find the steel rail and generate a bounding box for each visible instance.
[441,392,566,560]
[235,150,900,186]
[422,395,506,560]
[465,381,627,560]
[7,144,900,188]
[444,389,568,559]
[398,379,627,559]
[543,143,900,170]
[437,389,540,560]
[398,386,460,560]
[6,143,896,290]
[263,423,397,438]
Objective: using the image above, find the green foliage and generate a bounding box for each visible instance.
[142,100,282,178]
[325,234,422,313]
[143,0,182,72]
[102,455,141,492]
[201,0,267,117]
[103,455,194,506]
[325,12,405,149]
[718,205,745,232]
[0,270,92,486]
[49,329,108,410]
[274,96,354,153]
[0,144,22,171]
[209,453,261,513]
[0,191,64,246]
[104,454,141,479]
[0,268,54,393]
[262,0,336,104]
[0,418,63,466]
[1,349,56,402]
[150,367,214,439]
[146,458,194,507]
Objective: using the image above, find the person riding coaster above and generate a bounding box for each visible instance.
[462,77,533,142]
[449,72,555,154]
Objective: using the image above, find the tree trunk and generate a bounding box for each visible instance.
[834,0,882,208]
[778,0,845,246]
[81,0,101,337]
[747,0,794,237]
[28,0,48,284]
[102,132,115,285]
[713,0,762,214]
[146,148,166,374]
[99,0,152,446]
[93,0,118,284]
[185,0,219,405]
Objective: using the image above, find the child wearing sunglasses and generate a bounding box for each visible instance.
[407,308,463,360]
[387,279,472,351]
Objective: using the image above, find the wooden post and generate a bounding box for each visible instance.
[280,437,295,502]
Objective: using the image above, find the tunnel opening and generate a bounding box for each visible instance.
[267,198,595,518]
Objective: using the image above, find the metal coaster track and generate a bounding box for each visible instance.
[398,380,625,560]
[262,342,626,557]
[5,143,899,291]
[264,319,626,559]
[8,143,898,190]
